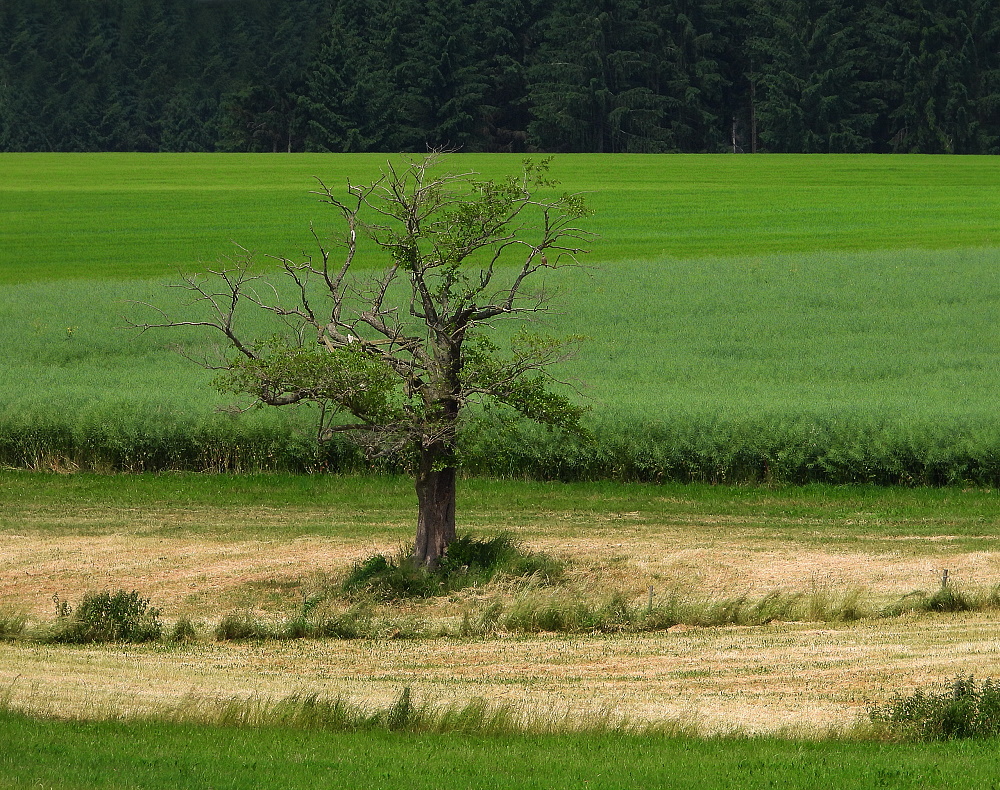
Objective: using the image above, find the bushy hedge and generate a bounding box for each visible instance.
[5,404,1000,486]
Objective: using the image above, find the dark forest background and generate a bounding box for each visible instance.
[2,0,998,154]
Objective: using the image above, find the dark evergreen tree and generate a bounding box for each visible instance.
[469,0,546,151]
[299,0,400,152]
[644,0,730,152]
[387,0,490,150]
[745,0,880,152]
[527,0,671,152]
[882,0,999,153]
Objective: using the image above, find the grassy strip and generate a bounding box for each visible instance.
[1,705,999,789]
[3,582,995,644]
[3,469,999,542]
[5,153,1000,284]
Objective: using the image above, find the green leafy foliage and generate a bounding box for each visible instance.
[871,676,1000,741]
[218,342,404,427]
[47,590,163,644]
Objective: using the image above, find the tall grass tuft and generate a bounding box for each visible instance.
[879,583,1000,617]
[0,610,27,640]
[481,586,873,635]
[870,676,1000,741]
[161,686,690,737]
[213,610,275,641]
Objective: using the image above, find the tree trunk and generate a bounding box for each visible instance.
[412,441,457,567]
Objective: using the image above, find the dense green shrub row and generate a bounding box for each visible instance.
[462,413,1000,486]
[5,405,1000,486]
[0,405,365,474]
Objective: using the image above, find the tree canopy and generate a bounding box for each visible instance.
[133,152,591,565]
[3,0,999,153]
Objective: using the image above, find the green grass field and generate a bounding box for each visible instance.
[9,154,1000,786]
[4,153,1000,482]
[3,708,1000,790]
[6,153,1000,283]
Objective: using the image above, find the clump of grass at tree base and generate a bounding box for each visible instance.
[45,590,163,644]
[340,533,564,601]
[869,675,1000,741]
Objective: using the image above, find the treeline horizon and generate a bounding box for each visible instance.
[2,0,999,154]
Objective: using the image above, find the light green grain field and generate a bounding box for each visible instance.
[4,153,1000,482]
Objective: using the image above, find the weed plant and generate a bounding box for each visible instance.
[870,676,1000,741]
[46,590,163,644]
[0,610,27,640]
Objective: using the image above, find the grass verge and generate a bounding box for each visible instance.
[2,698,1000,790]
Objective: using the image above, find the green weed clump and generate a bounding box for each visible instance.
[213,610,275,641]
[0,610,27,640]
[46,590,163,644]
[169,616,198,643]
[880,584,1000,617]
[341,534,563,601]
[870,676,1000,741]
[213,604,428,642]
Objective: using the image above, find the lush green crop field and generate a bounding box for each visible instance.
[3,708,999,790]
[4,154,1000,482]
[6,153,1000,283]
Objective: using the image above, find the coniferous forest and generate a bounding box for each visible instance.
[1,0,999,154]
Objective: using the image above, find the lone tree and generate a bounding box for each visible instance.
[135,151,591,566]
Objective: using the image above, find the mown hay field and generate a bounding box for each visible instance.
[3,472,1000,739]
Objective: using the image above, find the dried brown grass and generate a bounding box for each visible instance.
[4,498,1000,735]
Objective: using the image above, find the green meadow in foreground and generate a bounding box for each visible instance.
[2,708,999,790]
[4,154,1000,482]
